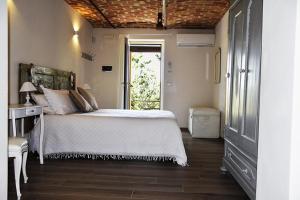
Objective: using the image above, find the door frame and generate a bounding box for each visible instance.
[123,39,165,110]
[0,0,8,199]
[123,37,130,109]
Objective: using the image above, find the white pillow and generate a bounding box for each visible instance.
[41,86,78,115]
[31,94,55,114]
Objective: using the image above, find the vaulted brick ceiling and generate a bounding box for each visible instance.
[65,0,229,29]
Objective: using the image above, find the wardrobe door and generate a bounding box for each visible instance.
[238,0,262,160]
[224,0,247,144]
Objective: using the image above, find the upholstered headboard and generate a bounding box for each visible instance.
[19,63,76,103]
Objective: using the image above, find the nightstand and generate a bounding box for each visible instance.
[9,104,45,164]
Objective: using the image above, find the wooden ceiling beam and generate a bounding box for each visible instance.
[88,0,116,29]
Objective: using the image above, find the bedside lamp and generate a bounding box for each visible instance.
[20,82,37,106]
[82,83,91,90]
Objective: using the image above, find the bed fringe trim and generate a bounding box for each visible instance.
[44,153,186,166]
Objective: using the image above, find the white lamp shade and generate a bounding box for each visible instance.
[20,82,37,92]
[82,83,91,90]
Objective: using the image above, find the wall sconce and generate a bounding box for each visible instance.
[73,30,79,38]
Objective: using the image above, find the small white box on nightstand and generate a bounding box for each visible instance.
[188,107,220,138]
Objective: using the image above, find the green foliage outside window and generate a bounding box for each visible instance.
[130,53,161,110]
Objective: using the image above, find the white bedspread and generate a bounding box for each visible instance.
[30,109,187,166]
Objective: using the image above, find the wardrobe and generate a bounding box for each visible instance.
[222,0,262,199]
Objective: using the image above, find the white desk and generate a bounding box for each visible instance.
[9,104,45,164]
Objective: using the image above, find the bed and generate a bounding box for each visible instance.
[20,63,187,166]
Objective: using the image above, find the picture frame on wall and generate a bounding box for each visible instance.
[214,48,221,84]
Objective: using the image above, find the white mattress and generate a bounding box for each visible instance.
[30,109,187,166]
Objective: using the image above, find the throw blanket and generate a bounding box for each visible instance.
[30,109,187,166]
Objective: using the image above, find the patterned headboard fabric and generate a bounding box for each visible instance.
[19,63,76,103]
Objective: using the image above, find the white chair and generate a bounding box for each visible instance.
[9,137,28,200]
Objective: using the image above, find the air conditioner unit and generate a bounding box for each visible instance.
[176,34,215,47]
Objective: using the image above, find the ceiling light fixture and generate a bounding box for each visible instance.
[156,12,164,29]
[156,0,167,30]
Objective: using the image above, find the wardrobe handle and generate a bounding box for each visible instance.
[239,69,246,73]
[240,68,249,73]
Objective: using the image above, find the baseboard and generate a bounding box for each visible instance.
[180,127,189,132]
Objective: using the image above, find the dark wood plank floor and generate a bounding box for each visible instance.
[8,131,249,200]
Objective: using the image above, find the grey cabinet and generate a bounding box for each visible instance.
[223,0,262,199]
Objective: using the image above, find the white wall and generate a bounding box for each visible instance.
[9,0,93,104]
[0,1,8,199]
[289,1,300,199]
[257,0,300,199]
[85,28,215,127]
[213,12,228,137]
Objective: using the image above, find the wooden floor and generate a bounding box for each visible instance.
[8,131,249,200]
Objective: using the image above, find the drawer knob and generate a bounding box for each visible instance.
[242,168,248,175]
[228,151,232,158]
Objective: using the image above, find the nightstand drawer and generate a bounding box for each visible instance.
[25,107,42,116]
